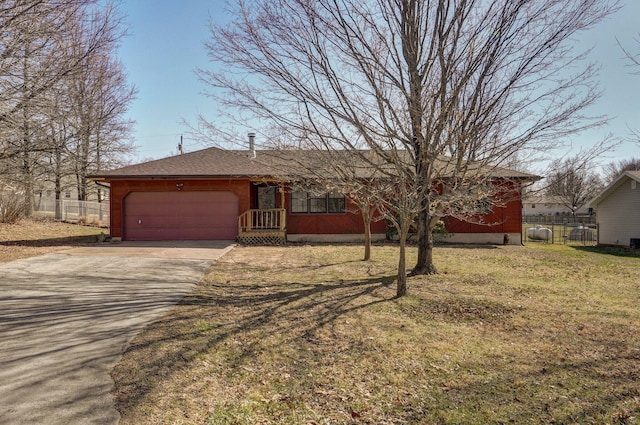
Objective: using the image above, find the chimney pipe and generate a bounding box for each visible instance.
[248,132,256,159]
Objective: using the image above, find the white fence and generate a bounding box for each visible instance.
[34,199,109,225]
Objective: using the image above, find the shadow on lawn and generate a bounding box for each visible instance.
[111,271,396,413]
[433,243,499,250]
[571,245,640,258]
[0,235,99,247]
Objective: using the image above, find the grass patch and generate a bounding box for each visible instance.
[112,244,640,424]
[0,218,103,263]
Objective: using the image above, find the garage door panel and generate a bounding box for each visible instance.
[124,191,238,240]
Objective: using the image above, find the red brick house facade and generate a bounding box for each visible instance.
[91,147,536,244]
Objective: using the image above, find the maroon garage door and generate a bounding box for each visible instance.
[123,191,238,240]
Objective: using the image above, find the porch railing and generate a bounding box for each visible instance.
[238,208,286,234]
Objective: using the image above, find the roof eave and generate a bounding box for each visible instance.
[590,171,640,207]
[88,173,285,181]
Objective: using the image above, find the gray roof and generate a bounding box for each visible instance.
[90,148,279,179]
[90,147,540,181]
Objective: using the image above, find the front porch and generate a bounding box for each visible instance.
[237,208,287,245]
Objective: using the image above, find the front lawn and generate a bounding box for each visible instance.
[0,218,104,263]
[112,243,640,424]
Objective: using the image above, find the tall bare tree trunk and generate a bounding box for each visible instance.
[413,209,438,275]
[54,141,62,220]
[396,224,410,297]
[363,209,371,261]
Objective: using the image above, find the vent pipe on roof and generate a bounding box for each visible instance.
[248,132,256,159]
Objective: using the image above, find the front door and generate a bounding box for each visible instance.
[257,185,277,209]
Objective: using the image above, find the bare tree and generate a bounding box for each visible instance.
[603,157,640,185]
[0,0,72,215]
[1,0,134,215]
[276,147,422,292]
[619,32,640,71]
[200,0,616,295]
[1,1,99,159]
[545,154,604,215]
[62,2,135,202]
[41,77,75,219]
[618,32,640,146]
[252,142,386,262]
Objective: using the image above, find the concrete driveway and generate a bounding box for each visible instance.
[0,241,234,425]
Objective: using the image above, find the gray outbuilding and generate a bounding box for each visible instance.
[590,171,640,248]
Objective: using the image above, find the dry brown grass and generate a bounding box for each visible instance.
[0,218,104,263]
[112,243,640,424]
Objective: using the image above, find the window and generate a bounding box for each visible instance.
[291,190,345,214]
[64,190,71,198]
[328,191,346,213]
[309,193,327,213]
[291,190,308,213]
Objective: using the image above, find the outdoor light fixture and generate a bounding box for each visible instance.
[176,183,184,190]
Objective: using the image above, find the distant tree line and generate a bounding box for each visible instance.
[0,0,135,219]
[529,155,639,220]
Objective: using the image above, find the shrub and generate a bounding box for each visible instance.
[385,219,451,243]
[0,183,26,223]
[432,220,451,244]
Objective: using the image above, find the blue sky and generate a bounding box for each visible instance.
[118,0,640,169]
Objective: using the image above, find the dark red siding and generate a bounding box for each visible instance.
[106,177,523,240]
[284,191,387,235]
[443,181,522,234]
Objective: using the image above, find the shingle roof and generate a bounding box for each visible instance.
[90,146,540,181]
[90,147,279,179]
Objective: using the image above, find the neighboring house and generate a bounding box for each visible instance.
[35,183,104,210]
[590,171,640,248]
[90,147,537,244]
[522,195,592,217]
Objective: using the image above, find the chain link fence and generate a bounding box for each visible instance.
[522,219,597,246]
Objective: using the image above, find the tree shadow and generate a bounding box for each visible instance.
[111,271,397,413]
[0,263,202,424]
[432,243,499,250]
[571,245,640,258]
[414,335,640,424]
[0,235,98,247]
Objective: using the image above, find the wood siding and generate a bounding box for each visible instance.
[597,178,640,246]
[444,198,522,234]
[443,182,523,235]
